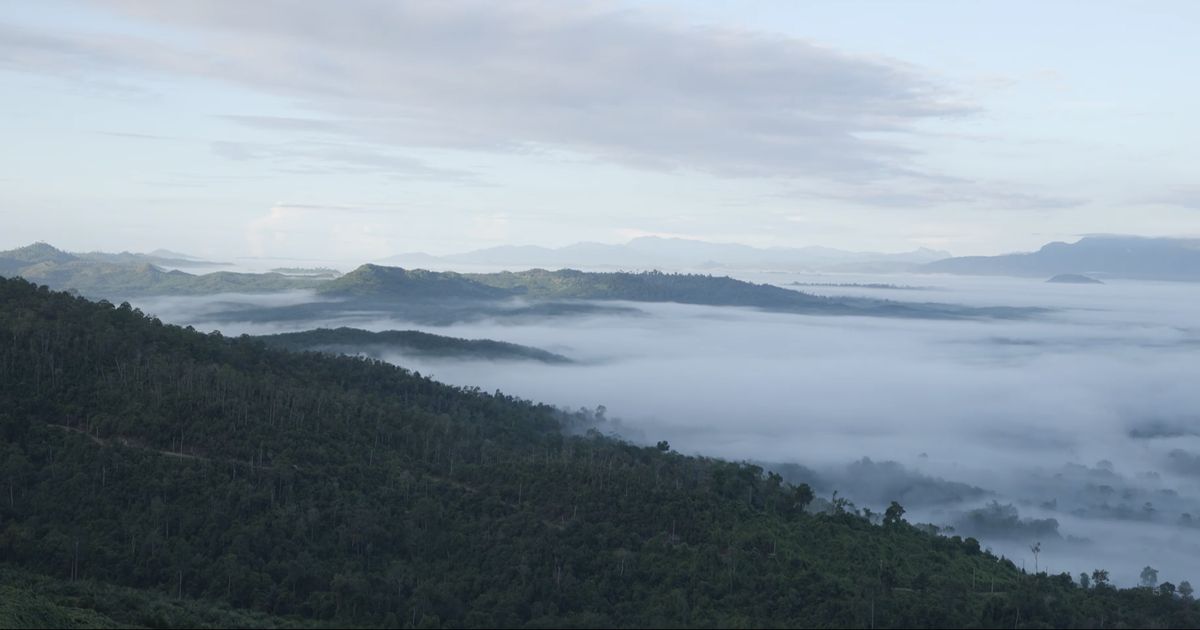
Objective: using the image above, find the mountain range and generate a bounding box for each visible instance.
[0,242,1040,322]
[8,235,1200,299]
[384,235,1200,281]
[0,243,316,297]
[0,241,227,269]
[922,235,1200,281]
[304,265,1037,321]
[379,236,951,273]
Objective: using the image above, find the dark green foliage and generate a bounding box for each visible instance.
[0,277,1195,627]
[883,502,905,527]
[256,327,571,364]
[0,581,121,629]
[0,566,308,628]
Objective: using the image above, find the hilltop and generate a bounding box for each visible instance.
[316,264,511,300]
[256,326,572,363]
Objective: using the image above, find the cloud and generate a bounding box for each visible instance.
[245,203,402,259]
[1143,188,1200,211]
[4,1,972,180]
[786,177,1089,210]
[209,140,473,180]
[219,115,344,134]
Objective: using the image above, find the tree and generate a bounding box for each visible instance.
[790,483,814,513]
[1091,569,1110,588]
[655,440,670,452]
[1030,542,1041,573]
[1180,580,1194,600]
[1079,573,1090,589]
[1140,566,1159,589]
[1159,582,1176,596]
[883,501,906,527]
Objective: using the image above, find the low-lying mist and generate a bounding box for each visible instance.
[131,273,1200,586]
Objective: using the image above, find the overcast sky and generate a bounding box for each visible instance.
[2,1,1198,260]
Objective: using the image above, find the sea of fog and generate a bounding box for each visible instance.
[132,273,1200,587]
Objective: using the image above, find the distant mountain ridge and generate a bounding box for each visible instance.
[380,236,950,272]
[0,241,228,268]
[0,242,313,297]
[311,264,1039,321]
[923,236,1200,281]
[2,246,1039,321]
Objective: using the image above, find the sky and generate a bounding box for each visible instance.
[2,1,1198,261]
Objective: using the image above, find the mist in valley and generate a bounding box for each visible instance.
[131,273,1200,586]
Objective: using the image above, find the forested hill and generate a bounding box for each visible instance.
[1,276,1195,628]
[0,242,314,297]
[2,245,1038,320]
[256,326,572,363]
[316,264,511,300]
[467,268,827,307]
[323,265,1036,319]
[321,264,832,309]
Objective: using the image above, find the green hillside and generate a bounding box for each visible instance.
[0,566,305,628]
[466,268,826,307]
[321,265,827,309]
[0,243,315,297]
[321,265,1037,320]
[0,277,1194,627]
[257,327,572,363]
[1,242,79,265]
[316,264,510,300]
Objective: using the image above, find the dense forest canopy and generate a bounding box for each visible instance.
[0,276,1196,627]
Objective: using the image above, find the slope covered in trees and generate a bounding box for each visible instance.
[320,265,1038,320]
[0,277,1195,628]
[0,243,314,297]
[256,327,572,363]
[317,264,510,300]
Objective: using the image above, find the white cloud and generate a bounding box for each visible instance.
[5,1,972,180]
